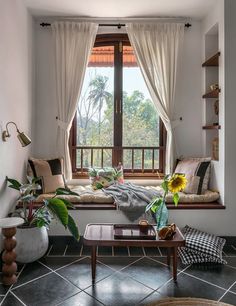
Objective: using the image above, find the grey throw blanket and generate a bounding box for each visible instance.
[103,183,160,221]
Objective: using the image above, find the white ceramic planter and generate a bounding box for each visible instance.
[15,226,49,263]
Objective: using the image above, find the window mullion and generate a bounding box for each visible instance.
[113,41,123,166]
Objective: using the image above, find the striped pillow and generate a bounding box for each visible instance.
[174,158,211,195]
[28,158,66,193]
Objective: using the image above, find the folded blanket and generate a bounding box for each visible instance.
[103,182,160,221]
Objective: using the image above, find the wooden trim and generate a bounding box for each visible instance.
[202,125,221,130]
[18,201,224,210]
[202,52,220,67]
[202,88,220,98]
[166,202,225,209]
[69,33,166,175]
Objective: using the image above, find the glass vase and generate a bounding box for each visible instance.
[155,200,168,231]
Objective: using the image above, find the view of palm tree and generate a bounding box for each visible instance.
[76,68,160,169]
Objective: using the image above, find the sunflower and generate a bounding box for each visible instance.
[168,174,187,193]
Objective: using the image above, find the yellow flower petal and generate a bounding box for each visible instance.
[168,174,187,193]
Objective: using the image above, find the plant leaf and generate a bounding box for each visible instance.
[67,214,79,240]
[57,198,75,209]
[47,198,68,227]
[146,197,162,213]
[173,193,180,207]
[55,188,80,197]
[6,177,22,190]
[161,180,168,194]
[151,198,163,213]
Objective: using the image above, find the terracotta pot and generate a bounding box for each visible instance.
[15,226,48,263]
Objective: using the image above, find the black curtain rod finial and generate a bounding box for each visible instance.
[185,22,192,28]
[40,22,51,27]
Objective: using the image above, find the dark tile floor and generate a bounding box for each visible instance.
[1,237,236,306]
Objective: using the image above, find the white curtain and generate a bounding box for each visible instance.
[127,23,184,174]
[52,22,98,180]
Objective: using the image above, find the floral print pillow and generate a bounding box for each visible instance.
[88,165,124,190]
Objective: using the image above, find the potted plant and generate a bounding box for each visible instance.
[6,176,80,263]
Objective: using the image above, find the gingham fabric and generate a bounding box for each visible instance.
[178,225,227,264]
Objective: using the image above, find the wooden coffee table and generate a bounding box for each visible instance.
[83,223,185,282]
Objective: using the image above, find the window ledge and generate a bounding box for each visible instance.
[166,202,225,209]
[20,202,224,210]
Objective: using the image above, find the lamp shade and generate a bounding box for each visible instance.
[2,121,31,147]
[17,132,31,147]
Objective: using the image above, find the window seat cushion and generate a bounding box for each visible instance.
[34,184,220,204]
[145,186,220,203]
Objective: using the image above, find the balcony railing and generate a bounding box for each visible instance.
[71,146,164,176]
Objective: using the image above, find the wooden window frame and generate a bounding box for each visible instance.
[70,34,166,178]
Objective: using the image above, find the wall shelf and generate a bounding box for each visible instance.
[202,125,221,130]
[202,52,220,67]
[202,88,220,98]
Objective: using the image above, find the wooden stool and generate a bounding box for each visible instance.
[0,217,24,285]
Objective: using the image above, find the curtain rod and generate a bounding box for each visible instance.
[40,22,192,28]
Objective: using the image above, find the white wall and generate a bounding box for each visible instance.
[174,21,203,157]
[34,20,203,159]
[0,1,33,220]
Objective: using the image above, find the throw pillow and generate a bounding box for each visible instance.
[88,165,124,190]
[174,157,211,195]
[178,225,226,264]
[28,157,66,193]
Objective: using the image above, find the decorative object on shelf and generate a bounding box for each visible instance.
[6,176,80,263]
[0,217,24,285]
[210,83,219,91]
[212,137,219,160]
[158,223,176,240]
[2,121,31,147]
[145,174,187,231]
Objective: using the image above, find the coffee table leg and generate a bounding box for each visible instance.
[172,247,178,282]
[91,246,97,283]
[167,248,171,266]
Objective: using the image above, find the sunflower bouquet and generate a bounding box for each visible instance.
[145,174,187,230]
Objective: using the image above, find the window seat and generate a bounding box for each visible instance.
[25,180,224,210]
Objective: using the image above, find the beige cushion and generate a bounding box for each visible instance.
[28,157,66,193]
[35,185,114,204]
[174,157,211,195]
[35,184,219,204]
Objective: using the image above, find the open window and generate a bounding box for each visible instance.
[70,34,166,177]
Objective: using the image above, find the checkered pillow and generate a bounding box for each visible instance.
[178,225,227,264]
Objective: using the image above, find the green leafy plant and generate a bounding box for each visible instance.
[6,177,80,240]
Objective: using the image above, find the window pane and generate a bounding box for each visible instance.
[77,46,114,147]
[122,46,159,147]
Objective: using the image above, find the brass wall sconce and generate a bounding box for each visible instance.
[2,121,31,147]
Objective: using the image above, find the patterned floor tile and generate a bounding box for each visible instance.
[12,261,51,288]
[220,291,236,305]
[57,291,104,306]
[56,257,114,290]
[122,257,173,290]
[65,239,83,256]
[12,272,80,306]
[184,262,236,290]
[1,292,24,306]
[39,256,82,270]
[85,271,153,306]
[157,273,225,300]
[138,291,164,305]
[97,256,139,271]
